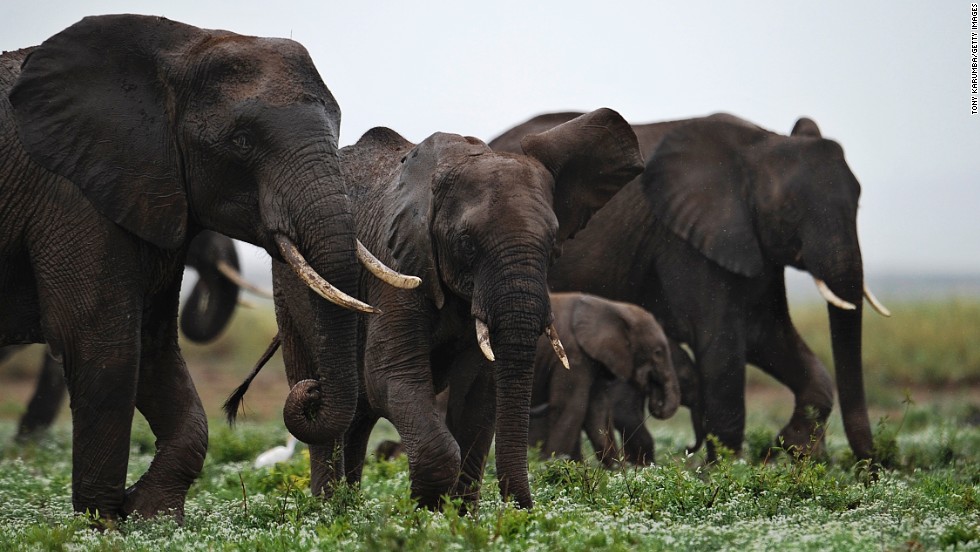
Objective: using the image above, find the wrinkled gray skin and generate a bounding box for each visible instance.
[276,109,643,510]
[3,230,242,441]
[0,15,366,522]
[528,293,680,467]
[491,112,877,462]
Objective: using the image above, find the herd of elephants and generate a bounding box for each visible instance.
[0,15,892,523]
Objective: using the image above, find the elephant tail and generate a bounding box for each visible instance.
[223,333,281,426]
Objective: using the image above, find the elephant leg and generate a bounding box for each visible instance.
[445,349,496,506]
[582,389,620,468]
[16,349,67,440]
[363,303,459,509]
[32,257,145,520]
[613,386,655,465]
[544,378,591,462]
[695,323,748,459]
[343,395,379,485]
[748,323,833,456]
[277,313,345,496]
[124,289,208,522]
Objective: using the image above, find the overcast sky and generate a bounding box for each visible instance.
[3,1,978,278]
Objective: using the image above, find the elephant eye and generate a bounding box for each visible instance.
[231,132,253,153]
[458,233,477,262]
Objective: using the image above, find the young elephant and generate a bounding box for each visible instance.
[230,109,644,509]
[528,293,685,467]
[603,340,703,465]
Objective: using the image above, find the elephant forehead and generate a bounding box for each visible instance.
[189,35,333,106]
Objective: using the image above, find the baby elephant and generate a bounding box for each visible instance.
[529,293,696,467]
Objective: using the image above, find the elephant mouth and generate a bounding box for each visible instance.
[474,315,568,369]
[274,234,420,314]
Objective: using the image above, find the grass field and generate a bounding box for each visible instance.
[0,299,978,550]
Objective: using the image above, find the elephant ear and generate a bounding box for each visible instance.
[520,108,645,243]
[9,15,207,249]
[570,295,635,381]
[646,119,768,277]
[383,130,469,309]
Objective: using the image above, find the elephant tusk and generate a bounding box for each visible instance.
[813,278,856,311]
[217,260,274,299]
[475,318,495,362]
[356,240,422,290]
[236,297,258,309]
[864,284,892,317]
[545,322,570,370]
[275,235,381,314]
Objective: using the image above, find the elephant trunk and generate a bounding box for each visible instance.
[180,230,241,343]
[806,240,874,461]
[491,324,540,509]
[646,359,681,420]
[827,281,873,461]
[477,258,551,509]
[278,187,361,444]
[255,139,362,447]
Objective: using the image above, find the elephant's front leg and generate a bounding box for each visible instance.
[582,388,621,468]
[544,375,592,462]
[343,393,380,485]
[748,320,833,457]
[611,383,655,465]
[35,242,142,521]
[444,347,496,506]
[124,288,207,522]
[364,298,459,509]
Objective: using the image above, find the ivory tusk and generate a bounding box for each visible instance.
[356,240,422,289]
[475,318,495,362]
[864,285,892,317]
[275,235,381,314]
[545,322,570,370]
[813,278,856,311]
[217,260,274,299]
[236,297,257,309]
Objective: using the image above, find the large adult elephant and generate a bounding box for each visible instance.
[0,15,405,522]
[228,108,644,508]
[490,112,890,462]
[4,230,258,441]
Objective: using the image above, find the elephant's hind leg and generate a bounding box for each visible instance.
[16,350,67,440]
[124,288,207,522]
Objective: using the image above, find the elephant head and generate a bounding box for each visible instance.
[568,294,681,420]
[379,108,644,506]
[645,115,889,458]
[9,15,408,451]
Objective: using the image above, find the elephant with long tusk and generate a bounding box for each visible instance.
[491,111,890,464]
[0,15,415,523]
[227,108,644,509]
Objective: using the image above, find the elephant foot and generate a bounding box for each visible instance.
[774,422,827,460]
[122,483,186,524]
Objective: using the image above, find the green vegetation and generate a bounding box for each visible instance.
[0,299,978,550]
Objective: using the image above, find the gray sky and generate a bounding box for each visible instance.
[4,1,978,277]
